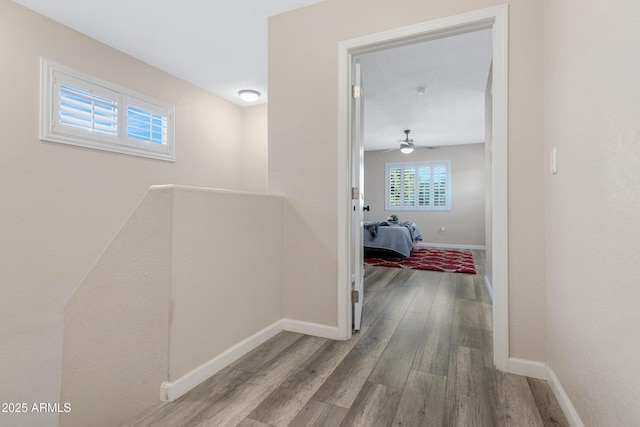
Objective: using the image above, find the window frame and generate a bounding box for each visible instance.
[40,58,175,161]
[385,160,452,211]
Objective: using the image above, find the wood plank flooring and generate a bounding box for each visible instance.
[131,250,568,427]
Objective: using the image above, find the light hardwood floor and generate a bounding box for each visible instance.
[131,250,568,427]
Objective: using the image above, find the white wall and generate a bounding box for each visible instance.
[60,188,172,427]
[364,144,485,247]
[59,186,284,427]
[242,104,269,193]
[544,0,640,424]
[169,187,284,381]
[269,0,547,360]
[0,1,268,425]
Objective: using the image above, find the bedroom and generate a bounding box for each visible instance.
[363,144,486,252]
[356,30,490,269]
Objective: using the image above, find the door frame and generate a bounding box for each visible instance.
[336,4,510,371]
[351,59,365,332]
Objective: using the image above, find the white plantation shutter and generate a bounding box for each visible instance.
[124,96,171,156]
[403,168,416,207]
[127,106,166,144]
[41,58,175,161]
[59,86,118,135]
[417,166,431,207]
[52,72,119,144]
[433,165,448,207]
[389,167,402,207]
[385,161,451,211]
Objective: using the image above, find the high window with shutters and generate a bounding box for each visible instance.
[40,58,175,161]
[385,161,451,211]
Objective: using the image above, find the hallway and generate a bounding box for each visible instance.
[131,251,568,426]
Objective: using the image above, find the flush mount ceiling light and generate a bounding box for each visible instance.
[416,86,427,95]
[238,89,261,102]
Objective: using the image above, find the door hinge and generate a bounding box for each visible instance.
[352,290,360,303]
[352,85,361,99]
[351,187,359,200]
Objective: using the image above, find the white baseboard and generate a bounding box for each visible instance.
[508,358,584,427]
[160,320,285,402]
[282,318,341,340]
[509,357,549,379]
[160,323,583,427]
[546,366,585,427]
[484,275,493,303]
[415,242,486,251]
[159,318,340,403]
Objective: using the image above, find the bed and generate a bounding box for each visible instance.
[363,221,422,258]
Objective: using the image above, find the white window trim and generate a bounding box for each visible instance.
[385,160,452,211]
[40,58,175,161]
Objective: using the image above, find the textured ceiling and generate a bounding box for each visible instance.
[13,1,492,149]
[359,29,493,151]
[11,0,326,106]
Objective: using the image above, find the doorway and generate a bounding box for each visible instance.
[337,4,509,371]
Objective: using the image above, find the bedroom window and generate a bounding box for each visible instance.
[40,58,175,161]
[385,161,451,211]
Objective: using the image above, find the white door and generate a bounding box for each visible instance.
[351,59,365,331]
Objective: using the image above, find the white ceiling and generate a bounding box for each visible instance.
[359,29,493,151]
[13,1,492,150]
[11,0,326,106]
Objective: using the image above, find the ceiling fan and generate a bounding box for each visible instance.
[398,129,415,153]
[384,129,437,153]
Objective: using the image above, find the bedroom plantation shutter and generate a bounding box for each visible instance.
[385,161,451,211]
[433,165,448,207]
[417,166,431,207]
[403,168,416,207]
[389,167,402,207]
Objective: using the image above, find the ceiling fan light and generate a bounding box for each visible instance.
[400,143,414,154]
[238,89,261,102]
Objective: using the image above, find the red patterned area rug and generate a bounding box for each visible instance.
[365,247,476,274]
